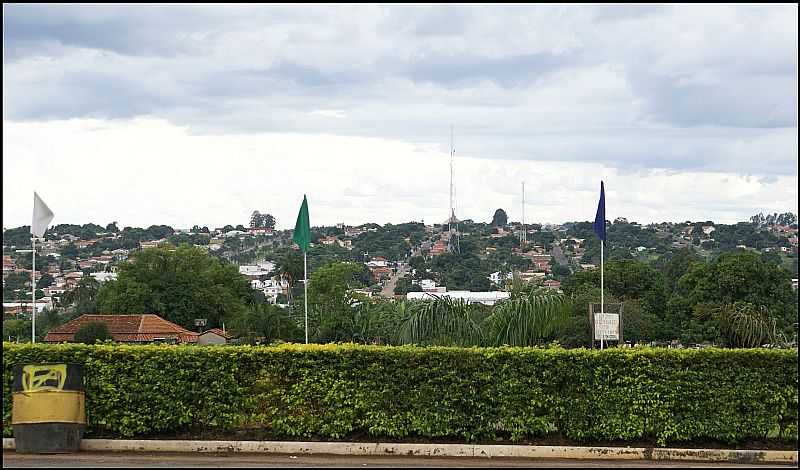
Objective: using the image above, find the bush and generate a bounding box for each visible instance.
[2,343,797,446]
[74,321,113,344]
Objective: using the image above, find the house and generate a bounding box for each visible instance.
[517,271,546,282]
[2,257,16,276]
[413,279,446,293]
[44,314,200,344]
[90,272,118,283]
[369,266,393,281]
[239,262,276,279]
[74,239,99,249]
[543,279,562,290]
[198,328,231,345]
[140,240,164,249]
[247,227,274,236]
[429,239,448,256]
[320,236,338,246]
[792,279,798,291]
[489,271,513,285]
[366,256,388,268]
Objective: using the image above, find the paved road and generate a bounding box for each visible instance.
[551,244,569,266]
[3,452,792,468]
[380,263,408,298]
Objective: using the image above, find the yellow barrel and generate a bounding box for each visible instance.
[12,363,86,454]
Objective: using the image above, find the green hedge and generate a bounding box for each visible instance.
[3,343,797,446]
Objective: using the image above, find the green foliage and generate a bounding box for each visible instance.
[2,343,796,445]
[96,245,252,330]
[491,209,508,227]
[398,297,487,346]
[351,223,425,260]
[60,277,101,314]
[74,321,113,344]
[486,292,570,346]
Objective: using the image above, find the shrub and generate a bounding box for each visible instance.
[2,343,797,446]
[73,321,113,344]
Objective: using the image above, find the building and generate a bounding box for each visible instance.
[406,291,510,306]
[44,314,200,344]
[543,279,562,290]
[247,227,274,236]
[489,271,513,285]
[792,279,798,291]
[90,272,118,283]
[198,328,231,345]
[366,256,388,268]
[239,262,276,280]
[429,239,448,256]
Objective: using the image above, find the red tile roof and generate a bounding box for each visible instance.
[203,328,231,339]
[44,314,199,343]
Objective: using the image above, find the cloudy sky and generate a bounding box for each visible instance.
[3,4,798,230]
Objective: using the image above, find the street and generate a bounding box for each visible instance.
[3,452,794,468]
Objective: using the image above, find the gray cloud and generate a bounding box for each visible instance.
[3,4,798,177]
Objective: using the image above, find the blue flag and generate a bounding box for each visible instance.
[593,181,606,241]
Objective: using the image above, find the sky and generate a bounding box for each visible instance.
[2,4,798,230]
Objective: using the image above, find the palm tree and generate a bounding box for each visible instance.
[485,290,570,346]
[398,296,484,346]
[695,302,781,348]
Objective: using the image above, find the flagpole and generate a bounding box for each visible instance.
[31,236,36,344]
[304,251,308,344]
[600,238,604,350]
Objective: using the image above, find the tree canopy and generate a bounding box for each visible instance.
[96,245,252,329]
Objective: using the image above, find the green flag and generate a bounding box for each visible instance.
[292,195,311,252]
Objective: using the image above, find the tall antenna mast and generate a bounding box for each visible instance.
[449,125,454,233]
[521,181,527,245]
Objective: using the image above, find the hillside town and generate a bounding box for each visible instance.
[3,210,798,330]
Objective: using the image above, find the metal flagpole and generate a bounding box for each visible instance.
[600,239,604,350]
[31,237,36,344]
[304,251,308,344]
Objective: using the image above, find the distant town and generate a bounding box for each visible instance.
[4,209,797,322]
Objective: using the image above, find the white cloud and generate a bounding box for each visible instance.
[3,118,797,229]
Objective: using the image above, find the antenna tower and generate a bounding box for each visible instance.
[448,125,460,253]
[520,181,527,245]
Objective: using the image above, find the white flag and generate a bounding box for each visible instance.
[31,192,54,238]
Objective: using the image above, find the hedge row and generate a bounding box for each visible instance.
[3,343,797,446]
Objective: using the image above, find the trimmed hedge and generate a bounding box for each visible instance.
[3,343,797,446]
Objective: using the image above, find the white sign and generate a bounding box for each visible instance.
[594,313,619,340]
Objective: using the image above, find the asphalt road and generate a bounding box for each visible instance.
[3,452,794,468]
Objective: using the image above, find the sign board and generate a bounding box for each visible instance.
[194,319,207,327]
[594,313,619,341]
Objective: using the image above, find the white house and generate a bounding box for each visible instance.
[239,262,276,279]
[90,272,118,283]
[489,271,513,285]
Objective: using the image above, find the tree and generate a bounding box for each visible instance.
[492,209,508,227]
[36,272,54,289]
[486,290,570,346]
[96,245,252,330]
[398,297,485,346]
[263,214,276,230]
[231,303,302,343]
[74,321,112,344]
[60,277,101,314]
[675,251,796,334]
[250,211,263,228]
[105,222,119,233]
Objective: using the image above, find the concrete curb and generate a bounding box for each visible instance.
[2,438,797,464]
